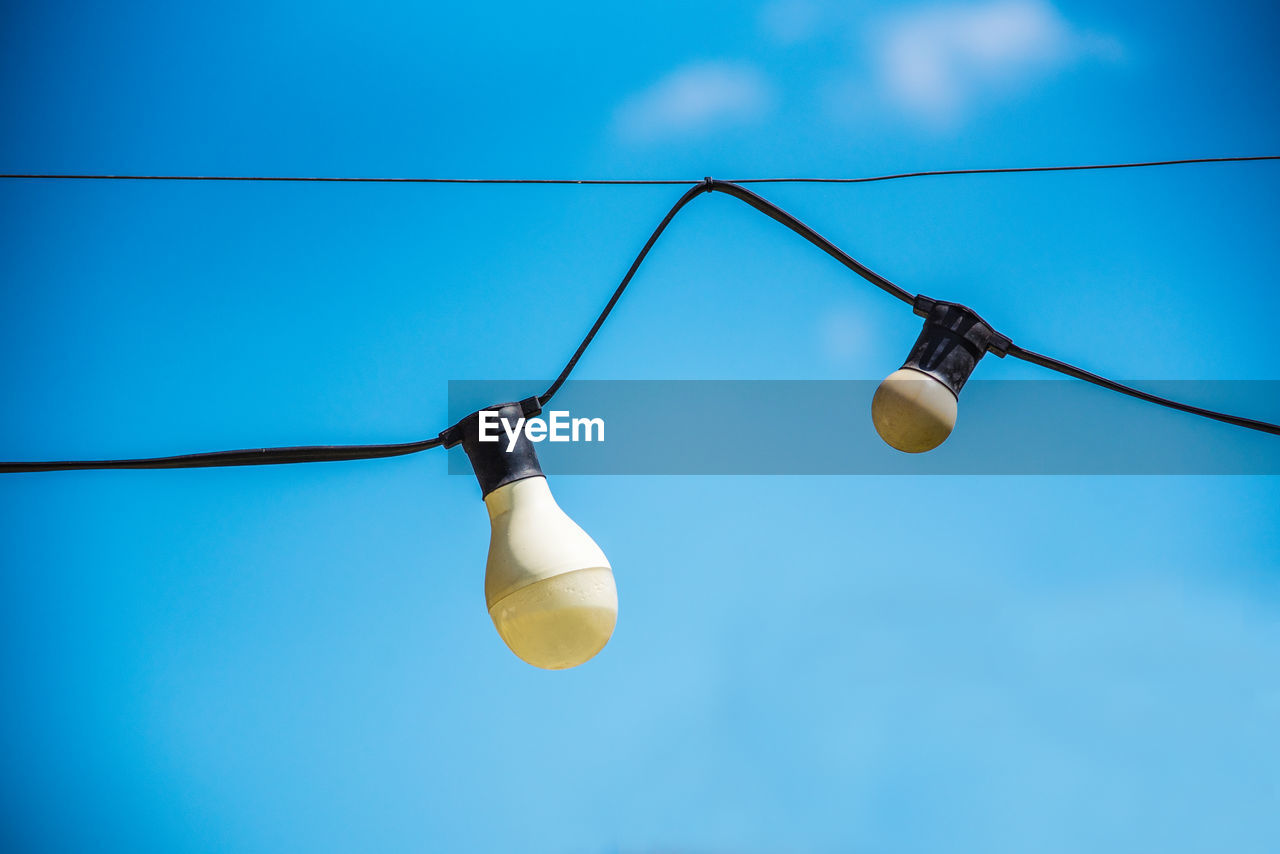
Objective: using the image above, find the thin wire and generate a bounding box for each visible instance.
[2,173,1278,474]
[728,155,1280,184]
[1,155,1276,185]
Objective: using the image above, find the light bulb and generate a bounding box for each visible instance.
[446,399,617,670]
[484,476,616,669]
[872,367,957,453]
[871,298,1010,454]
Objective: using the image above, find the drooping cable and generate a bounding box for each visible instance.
[538,180,1280,435]
[0,175,698,185]
[0,436,445,473]
[537,182,710,406]
[1005,345,1280,436]
[537,179,912,406]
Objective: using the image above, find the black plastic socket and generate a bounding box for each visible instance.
[902,297,1011,396]
[441,398,545,497]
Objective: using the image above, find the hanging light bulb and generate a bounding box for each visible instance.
[445,400,617,670]
[872,297,1010,453]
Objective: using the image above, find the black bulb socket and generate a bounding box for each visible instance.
[902,296,1012,396]
[441,397,546,497]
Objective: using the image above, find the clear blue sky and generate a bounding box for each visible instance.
[2,1,1278,852]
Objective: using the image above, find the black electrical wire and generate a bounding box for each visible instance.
[1,155,1276,185]
[0,437,445,473]
[0,175,699,185]
[538,179,1280,436]
[537,179,912,405]
[1005,346,1280,436]
[2,174,1278,474]
[536,182,710,406]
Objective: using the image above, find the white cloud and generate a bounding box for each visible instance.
[872,0,1120,127]
[612,62,776,145]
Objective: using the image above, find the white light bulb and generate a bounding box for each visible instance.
[871,367,958,453]
[483,476,617,670]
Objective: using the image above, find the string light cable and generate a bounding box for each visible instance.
[1,160,1278,473]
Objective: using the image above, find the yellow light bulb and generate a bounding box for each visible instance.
[871,367,958,453]
[483,476,617,670]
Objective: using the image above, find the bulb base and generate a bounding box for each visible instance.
[488,567,617,670]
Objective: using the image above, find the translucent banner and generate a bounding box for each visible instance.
[447,380,1280,475]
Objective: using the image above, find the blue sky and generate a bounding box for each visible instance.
[1,1,1278,852]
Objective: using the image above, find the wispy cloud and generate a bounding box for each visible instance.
[870,0,1121,127]
[612,61,777,145]
[610,2,1119,143]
